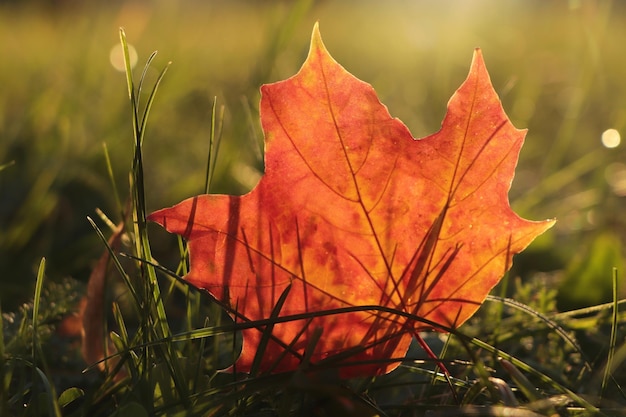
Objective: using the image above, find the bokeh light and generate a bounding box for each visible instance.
[109,43,138,72]
[605,162,626,196]
[601,128,620,148]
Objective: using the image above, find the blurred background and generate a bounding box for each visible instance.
[1,0,625,312]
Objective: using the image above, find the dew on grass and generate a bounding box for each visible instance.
[601,128,620,148]
[110,43,138,72]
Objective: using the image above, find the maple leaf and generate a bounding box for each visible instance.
[148,23,554,377]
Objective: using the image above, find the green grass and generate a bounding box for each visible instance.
[3,0,626,415]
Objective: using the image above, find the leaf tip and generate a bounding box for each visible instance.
[311,21,321,42]
[309,21,328,59]
[470,47,486,72]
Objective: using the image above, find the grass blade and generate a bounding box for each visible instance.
[81,220,125,374]
[602,267,619,397]
[138,59,170,147]
[204,96,224,194]
[0,160,15,172]
[31,259,62,417]
[137,50,159,108]
[249,283,292,376]
[87,217,141,309]
[31,258,46,365]
[119,28,135,102]
[102,143,124,219]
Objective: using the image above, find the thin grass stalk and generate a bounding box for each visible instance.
[602,267,619,397]
[212,104,226,189]
[108,331,134,379]
[0,160,15,172]
[31,367,61,417]
[204,96,218,194]
[138,58,169,149]
[414,332,457,404]
[176,236,189,276]
[31,259,62,417]
[460,336,503,405]
[551,298,626,320]
[434,332,459,404]
[95,207,117,231]
[240,96,263,163]
[107,304,132,381]
[31,259,44,365]
[102,143,124,219]
[489,274,509,349]
[192,317,210,393]
[249,284,292,376]
[87,217,141,310]
[136,51,159,127]
[500,359,541,403]
[395,363,470,388]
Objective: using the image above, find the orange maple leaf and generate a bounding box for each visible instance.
[148,24,554,377]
